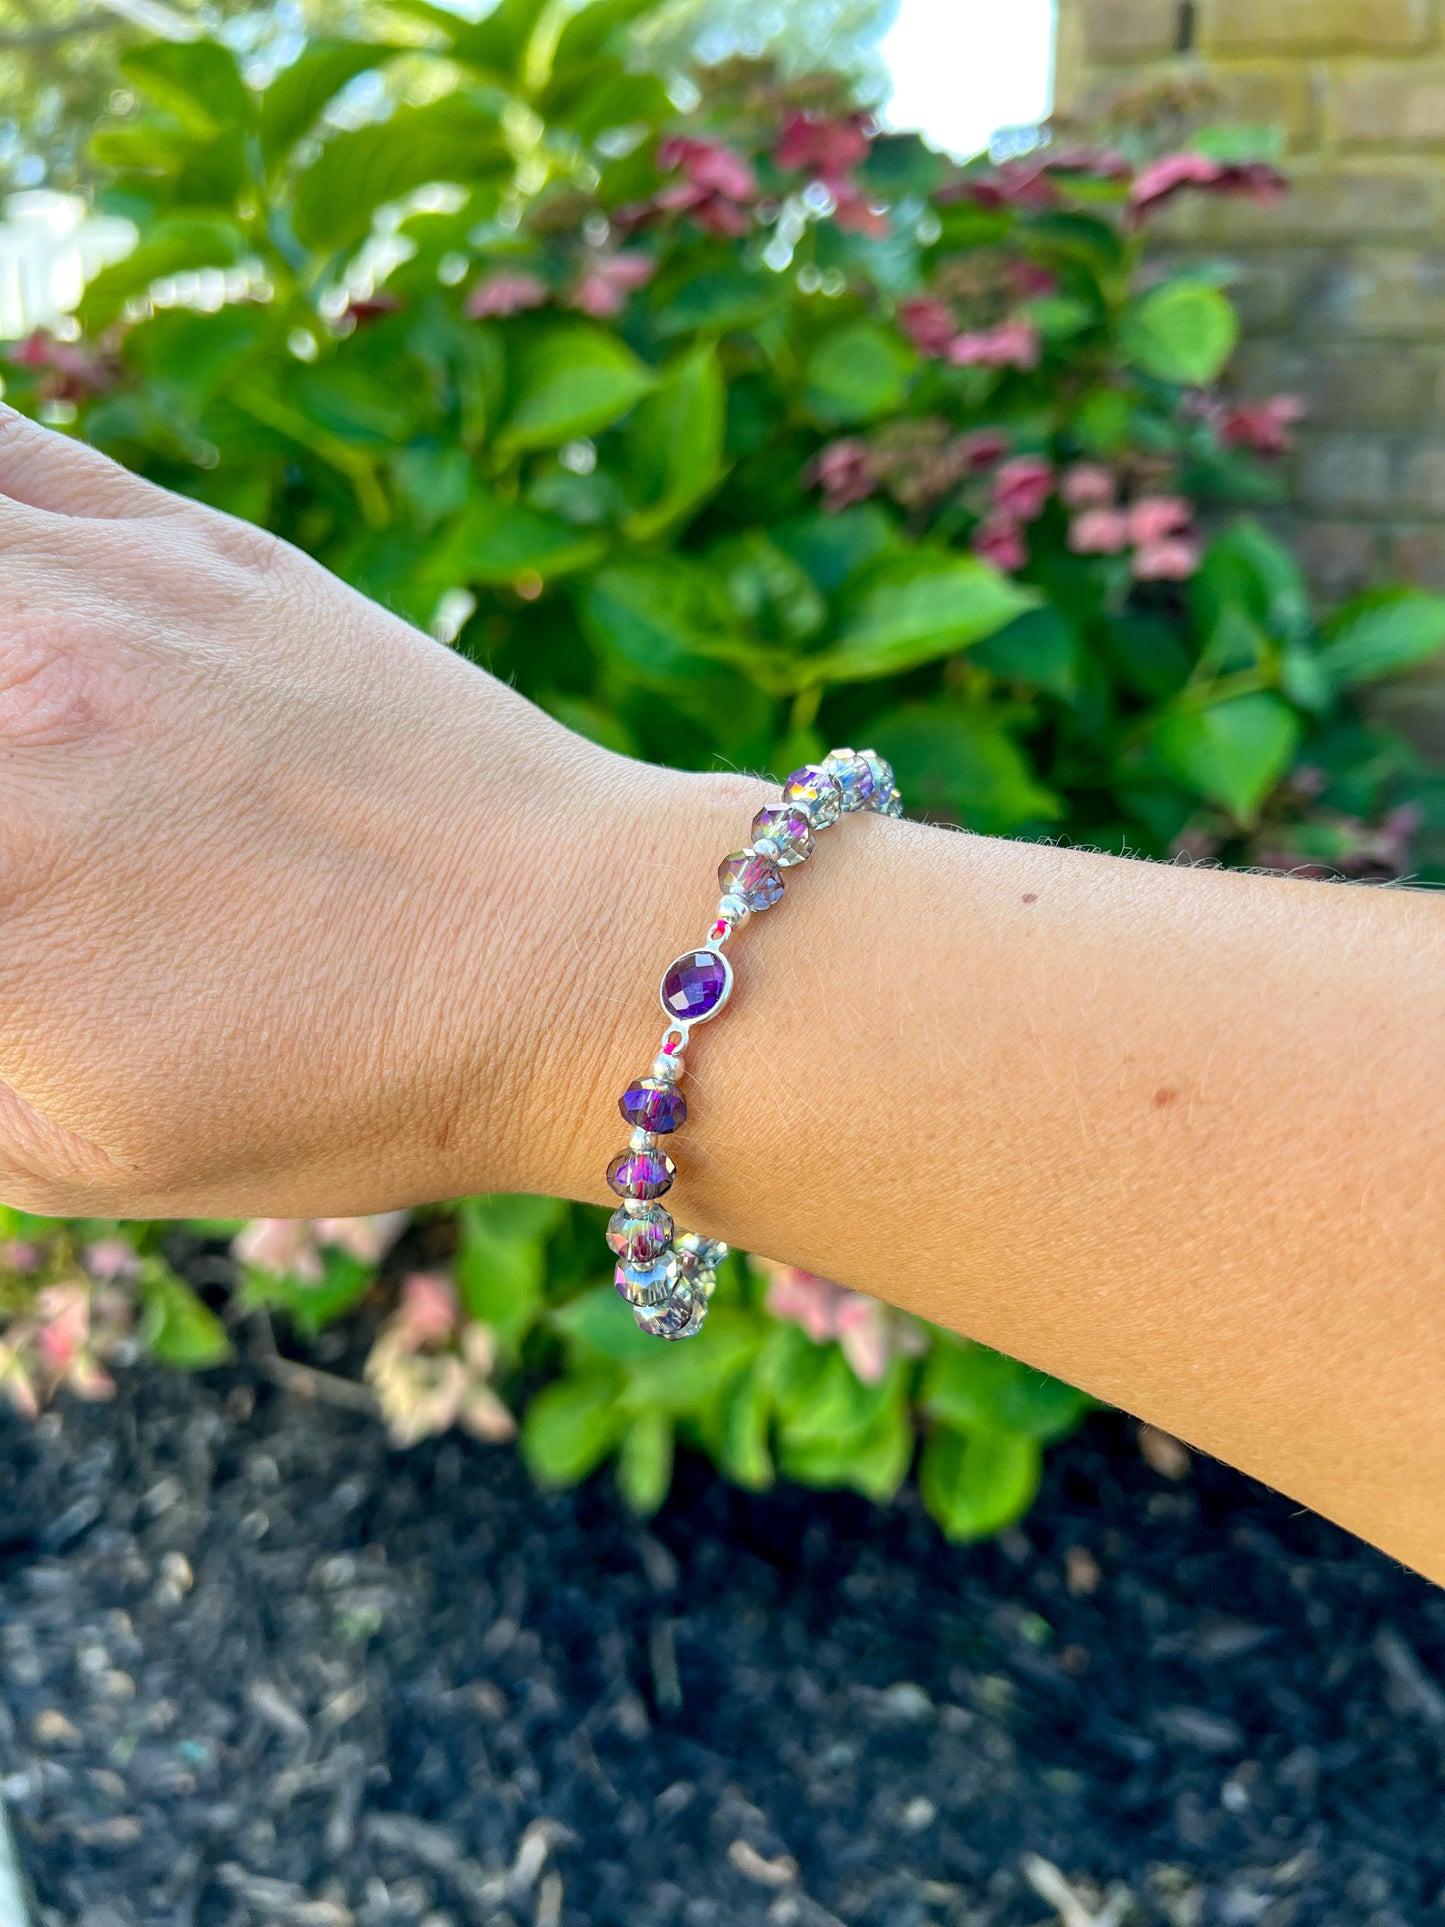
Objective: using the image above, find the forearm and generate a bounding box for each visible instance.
[481,758,1445,1580]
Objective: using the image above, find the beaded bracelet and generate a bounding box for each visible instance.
[605,746,903,1341]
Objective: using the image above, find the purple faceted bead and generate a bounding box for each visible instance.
[607,1202,674,1265]
[615,1251,680,1307]
[751,805,814,868]
[606,1148,676,1200]
[661,948,731,1023]
[619,1078,688,1134]
[718,850,783,911]
[783,764,842,829]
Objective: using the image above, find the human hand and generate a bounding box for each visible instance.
[0,410,724,1218]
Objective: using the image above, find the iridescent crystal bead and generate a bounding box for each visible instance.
[615,1250,680,1307]
[606,1202,674,1265]
[635,1278,703,1339]
[822,746,875,812]
[660,948,731,1023]
[750,805,814,868]
[606,1148,675,1200]
[718,850,783,911]
[675,1231,728,1299]
[882,787,904,818]
[860,748,894,807]
[619,1078,687,1135]
[782,764,842,829]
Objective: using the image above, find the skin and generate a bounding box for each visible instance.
[0,411,1442,1580]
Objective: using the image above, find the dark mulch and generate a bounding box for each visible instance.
[1,1355,1443,1927]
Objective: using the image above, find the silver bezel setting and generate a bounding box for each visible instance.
[658,945,734,1028]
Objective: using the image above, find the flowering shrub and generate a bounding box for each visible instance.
[1,4,1443,1539]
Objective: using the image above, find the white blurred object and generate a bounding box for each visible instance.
[880,0,1055,160]
[0,192,136,340]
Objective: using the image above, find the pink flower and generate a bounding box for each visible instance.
[1068,507,1133,554]
[830,184,891,237]
[992,455,1053,522]
[653,181,753,237]
[957,429,1012,471]
[35,1284,88,1374]
[948,320,1040,371]
[1220,394,1306,455]
[898,297,956,358]
[314,1213,409,1265]
[395,1271,458,1347]
[1130,151,1288,219]
[1128,495,1192,545]
[465,272,549,319]
[972,515,1028,572]
[759,1261,927,1385]
[658,136,758,203]
[775,110,872,178]
[568,251,655,318]
[803,437,875,511]
[1061,462,1116,509]
[83,1238,140,1283]
[0,1241,40,1276]
[1132,535,1202,580]
[234,1219,324,1285]
[9,331,113,399]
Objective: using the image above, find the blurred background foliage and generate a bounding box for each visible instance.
[0,0,1441,1541]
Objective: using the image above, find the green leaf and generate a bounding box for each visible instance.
[779,1396,913,1504]
[1192,518,1311,650]
[817,555,1038,683]
[438,495,606,584]
[921,1337,1088,1443]
[1121,281,1239,386]
[577,556,747,683]
[261,42,399,171]
[622,341,726,539]
[718,1371,774,1490]
[551,0,660,71]
[291,97,508,254]
[126,304,274,405]
[774,504,896,597]
[617,1409,674,1515]
[79,217,244,332]
[711,531,826,645]
[802,321,915,426]
[654,270,781,338]
[1318,589,1445,689]
[498,324,657,455]
[553,1284,662,1363]
[140,1262,232,1369]
[239,1247,376,1339]
[462,1194,567,1242]
[121,40,250,138]
[871,705,1063,834]
[919,1426,1042,1542]
[618,1313,760,1417]
[455,1217,545,1348]
[521,1373,624,1486]
[1152,691,1302,823]
[971,606,1082,700]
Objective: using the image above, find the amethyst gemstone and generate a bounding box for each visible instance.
[619,1078,688,1134]
[718,850,784,911]
[606,1148,676,1200]
[606,1202,674,1265]
[661,949,730,1023]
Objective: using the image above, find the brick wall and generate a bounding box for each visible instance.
[1055,0,1445,748]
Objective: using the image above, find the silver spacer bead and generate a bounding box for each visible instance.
[630,1127,658,1153]
[718,894,748,923]
[652,1052,683,1082]
[751,835,781,859]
